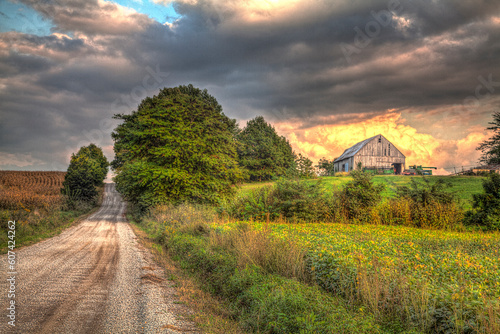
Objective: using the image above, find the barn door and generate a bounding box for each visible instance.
[393,163,402,175]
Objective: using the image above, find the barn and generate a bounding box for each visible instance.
[333,134,406,174]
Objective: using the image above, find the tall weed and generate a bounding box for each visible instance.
[373,198,464,229]
[210,222,309,281]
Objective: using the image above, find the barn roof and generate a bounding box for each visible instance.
[333,135,379,162]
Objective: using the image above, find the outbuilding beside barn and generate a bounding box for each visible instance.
[333,134,406,174]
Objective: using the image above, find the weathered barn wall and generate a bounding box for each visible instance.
[354,135,405,168]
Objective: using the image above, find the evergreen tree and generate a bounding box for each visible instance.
[477,111,500,164]
[111,84,244,209]
[237,116,295,181]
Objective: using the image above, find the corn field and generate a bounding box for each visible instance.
[0,171,66,209]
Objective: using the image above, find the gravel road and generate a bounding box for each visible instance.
[1,183,197,334]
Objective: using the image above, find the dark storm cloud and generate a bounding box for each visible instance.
[0,51,54,77]
[1,0,500,169]
[136,0,500,120]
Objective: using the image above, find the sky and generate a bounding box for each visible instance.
[1,0,499,175]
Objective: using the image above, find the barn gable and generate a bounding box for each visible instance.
[334,135,378,161]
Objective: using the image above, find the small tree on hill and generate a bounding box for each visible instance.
[237,116,295,181]
[295,153,316,178]
[316,158,335,176]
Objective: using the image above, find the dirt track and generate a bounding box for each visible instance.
[1,184,196,334]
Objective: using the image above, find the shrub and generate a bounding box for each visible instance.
[373,198,464,229]
[221,178,331,222]
[339,171,385,222]
[271,178,330,221]
[387,177,464,229]
[222,185,276,221]
[372,198,413,226]
[396,178,454,206]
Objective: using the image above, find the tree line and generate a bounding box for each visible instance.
[62,85,500,227]
[110,84,323,210]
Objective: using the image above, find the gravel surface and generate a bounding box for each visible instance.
[1,184,198,334]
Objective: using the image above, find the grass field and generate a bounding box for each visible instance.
[211,220,500,333]
[238,175,485,209]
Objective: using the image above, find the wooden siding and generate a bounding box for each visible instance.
[334,135,405,172]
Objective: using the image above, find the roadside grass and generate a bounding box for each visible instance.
[136,204,383,334]
[137,201,499,333]
[130,220,246,334]
[0,210,89,254]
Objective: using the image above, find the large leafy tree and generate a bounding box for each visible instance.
[236,116,296,181]
[477,111,500,165]
[111,84,244,209]
[62,144,108,202]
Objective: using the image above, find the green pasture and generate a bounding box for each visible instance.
[238,175,485,208]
